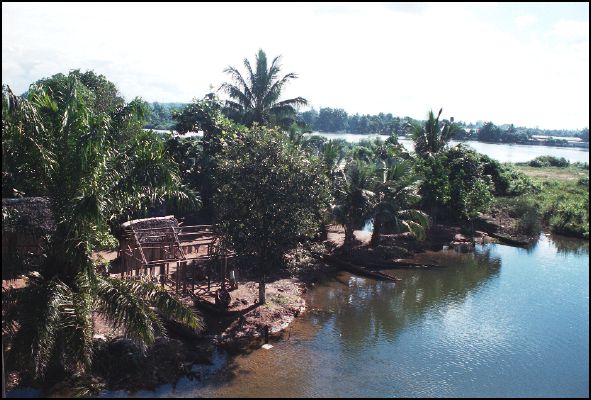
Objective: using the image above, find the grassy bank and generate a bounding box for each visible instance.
[493,162,589,239]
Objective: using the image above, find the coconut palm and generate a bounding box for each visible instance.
[409,108,459,158]
[2,76,201,380]
[220,49,307,128]
[370,159,429,247]
[332,161,377,251]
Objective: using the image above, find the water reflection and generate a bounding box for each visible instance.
[98,236,588,398]
[548,233,589,256]
[319,247,502,351]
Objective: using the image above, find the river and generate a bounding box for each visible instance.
[305,132,589,164]
[99,234,588,398]
[151,130,589,163]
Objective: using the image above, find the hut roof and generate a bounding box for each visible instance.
[2,197,56,234]
[120,215,180,245]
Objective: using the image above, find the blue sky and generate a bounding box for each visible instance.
[2,2,589,130]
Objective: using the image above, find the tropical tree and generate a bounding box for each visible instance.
[415,154,451,224]
[370,159,429,247]
[173,93,246,217]
[220,49,307,128]
[445,145,494,226]
[332,161,377,251]
[478,121,504,143]
[2,76,201,382]
[409,108,458,158]
[213,125,330,304]
[33,69,125,116]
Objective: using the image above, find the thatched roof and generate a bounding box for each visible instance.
[120,215,179,245]
[2,197,56,234]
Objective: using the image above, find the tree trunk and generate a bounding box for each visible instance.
[344,225,354,254]
[318,223,328,241]
[258,273,266,304]
[431,206,438,227]
[370,217,382,248]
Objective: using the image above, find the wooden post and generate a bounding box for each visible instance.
[207,264,211,291]
[160,263,165,287]
[176,261,180,293]
[166,263,169,288]
[220,257,225,290]
[120,250,125,278]
[224,255,228,287]
[119,247,124,278]
[191,263,195,293]
[182,261,187,293]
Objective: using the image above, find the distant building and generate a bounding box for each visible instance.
[530,135,583,143]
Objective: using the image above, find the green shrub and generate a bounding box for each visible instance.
[480,154,534,196]
[511,198,542,235]
[528,156,570,168]
[548,199,589,238]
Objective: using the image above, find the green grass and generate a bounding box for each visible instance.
[494,165,589,239]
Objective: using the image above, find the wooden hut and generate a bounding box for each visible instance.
[117,216,220,293]
[2,197,55,279]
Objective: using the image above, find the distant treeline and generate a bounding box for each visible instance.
[297,107,589,144]
[298,108,416,135]
[143,103,589,145]
[456,122,589,145]
[144,102,187,130]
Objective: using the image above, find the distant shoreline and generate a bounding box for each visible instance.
[307,132,590,149]
[144,128,589,150]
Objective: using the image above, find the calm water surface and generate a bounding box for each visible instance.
[152,130,589,164]
[104,235,589,398]
[306,132,589,164]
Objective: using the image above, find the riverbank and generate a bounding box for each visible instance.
[493,164,589,239]
[79,229,591,396]
[138,234,587,398]
[1,223,492,397]
[4,180,585,398]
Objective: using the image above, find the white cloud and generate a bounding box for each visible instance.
[2,2,589,130]
[514,15,537,28]
[552,19,589,41]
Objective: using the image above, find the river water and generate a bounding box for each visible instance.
[306,132,590,164]
[101,234,588,398]
[152,130,589,164]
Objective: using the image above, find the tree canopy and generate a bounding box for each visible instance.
[2,72,201,380]
[220,49,307,128]
[213,125,330,303]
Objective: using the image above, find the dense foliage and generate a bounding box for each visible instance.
[212,126,330,303]
[495,164,589,238]
[2,56,587,392]
[2,72,201,382]
[300,107,413,135]
[145,102,186,130]
[526,155,571,168]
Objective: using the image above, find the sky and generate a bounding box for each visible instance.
[2,2,589,130]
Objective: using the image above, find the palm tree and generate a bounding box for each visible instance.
[220,49,307,128]
[409,108,458,158]
[2,76,201,381]
[332,161,377,252]
[370,159,429,247]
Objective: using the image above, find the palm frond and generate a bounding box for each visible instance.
[93,276,160,344]
[32,277,73,376]
[127,279,203,331]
